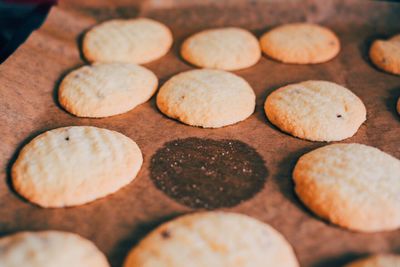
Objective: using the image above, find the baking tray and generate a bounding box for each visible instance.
[0,0,399,266]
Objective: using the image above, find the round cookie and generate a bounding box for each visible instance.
[0,231,109,267]
[369,34,400,75]
[83,18,173,64]
[181,27,261,71]
[156,69,256,128]
[344,254,400,267]
[264,80,366,142]
[124,212,299,267]
[59,63,158,118]
[12,126,143,208]
[294,143,400,232]
[260,23,340,64]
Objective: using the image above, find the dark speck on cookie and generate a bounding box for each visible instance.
[161,230,171,239]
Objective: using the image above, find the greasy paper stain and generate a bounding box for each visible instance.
[150,137,268,209]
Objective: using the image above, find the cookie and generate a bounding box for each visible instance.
[397,97,400,114]
[181,27,261,71]
[260,23,340,64]
[0,231,109,267]
[12,126,143,208]
[369,34,400,75]
[344,254,400,267]
[264,80,366,141]
[59,63,158,118]
[83,18,173,64]
[156,69,255,128]
[124,212,299,267]
[294,143,400,232]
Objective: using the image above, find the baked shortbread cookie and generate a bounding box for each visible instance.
[181,27,261,71]
[59,63,158,118]
[83,18,173,64]
[12,126,143,208]
[124,212,299,267]
[294,143,400,232]
[157,69,255,128]
[260,23,340,64]
[344,254,400,267]
[397,97,400,115]
[369,34,400,75]
[264,80,366,141]
[0,231,109,267]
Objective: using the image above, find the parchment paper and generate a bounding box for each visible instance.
[0,0,400,266]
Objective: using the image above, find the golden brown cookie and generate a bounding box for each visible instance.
[294,143,400,232]
[397,97,400,114]
[369,34,400,75]
[59,63,158,118]
[157,69,256,128]
[181,27,261,70]
[12,126,143,208]
[264,80,366,142]
[83,18,173,64]
[260,23,340,64]
[0,231,110,267]
[344,254,400,267]
[124,212,299,267]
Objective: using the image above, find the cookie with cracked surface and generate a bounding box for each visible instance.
[369,34,400,75]
[264,80,366,141]
[0,231,109,267]
[157,69,256,128]
[294,143,400,232]
[124,212,299,267]
[12,126,143,208]
[59,63,158,118]
[181,27,261,70]
[344,254,400,267]
[260,23,340,64]
[83,18,173,64]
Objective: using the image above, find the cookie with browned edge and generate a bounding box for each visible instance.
[181,27,261,70]
[12,126,143,208]
[264,80,366,142]
[294,143,400,232]
[344,254,400,267]
[157,69,255,128]
[83,18,173,64]
[0,231,109,267]
[369,34,400,75]
[124,212,299,267]
[59,63,158,118]
[260,23,340,64]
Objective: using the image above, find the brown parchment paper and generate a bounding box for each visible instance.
[1,0,400,266]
